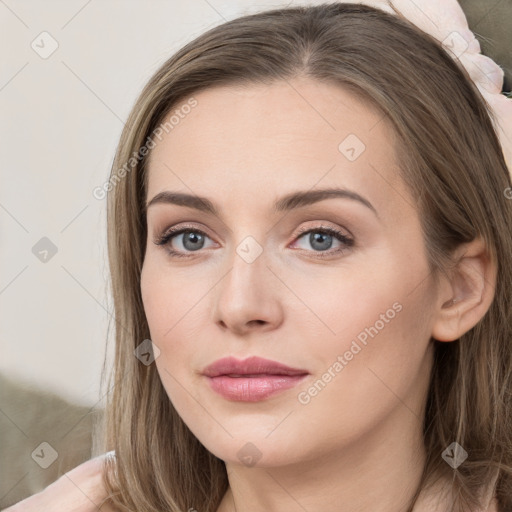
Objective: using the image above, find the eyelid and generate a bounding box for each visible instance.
[153,223,215,246]
[154,220,354,258]
[291,220,353,239]
[289,223,354,257]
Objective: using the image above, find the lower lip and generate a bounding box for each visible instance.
[205,374,308,402]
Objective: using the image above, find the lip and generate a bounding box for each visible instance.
[201,356,309,402]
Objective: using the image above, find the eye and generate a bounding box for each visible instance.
[153,223,354,259]
[290,225,354,258]
[153,225,215,258]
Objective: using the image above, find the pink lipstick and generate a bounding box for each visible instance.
[201,356,309,402]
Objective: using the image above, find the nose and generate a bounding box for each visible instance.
[212,244,284,336]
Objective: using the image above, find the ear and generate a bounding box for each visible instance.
[431,236,497,342]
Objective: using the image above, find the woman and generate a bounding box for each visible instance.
[7,2,511,511]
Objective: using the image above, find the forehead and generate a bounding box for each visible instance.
[145,77,412,223]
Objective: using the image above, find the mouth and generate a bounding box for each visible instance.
[221,373,304,378]
[201,355,309,378]
[201,356,309,402]
[204,373,308,402]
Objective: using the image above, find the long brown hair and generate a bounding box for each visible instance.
[96,3,512,511]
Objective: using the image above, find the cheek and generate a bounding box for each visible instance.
[140,260,210,405]
[299,254,433,395]
[286,257,403,360]
[140,258,206,345]
[141,266,193,408]
[298,273,434,431]
[313,234,434,366]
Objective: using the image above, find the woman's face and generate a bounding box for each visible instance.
[140,77,439,467]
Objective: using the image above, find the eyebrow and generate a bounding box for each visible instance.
[144,187,378,217]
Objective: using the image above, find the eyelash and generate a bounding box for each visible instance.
[153,223,354,260]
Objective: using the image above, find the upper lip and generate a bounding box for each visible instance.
[201,356,309,377]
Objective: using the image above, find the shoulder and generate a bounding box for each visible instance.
[63,452,119,510]
[4,452,119,512]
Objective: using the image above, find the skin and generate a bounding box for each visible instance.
[139,77,497,512]
[3,454,117,511]
[5,78,497,512]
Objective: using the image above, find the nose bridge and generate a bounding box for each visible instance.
[223,232,270,300]
[212,229,283,331]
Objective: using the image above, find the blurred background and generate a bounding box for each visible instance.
[0,0,510,508]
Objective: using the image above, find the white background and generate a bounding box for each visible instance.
[0,0,323,406]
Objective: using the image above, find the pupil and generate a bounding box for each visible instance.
[183,231,203,251]
[310,232,332,251]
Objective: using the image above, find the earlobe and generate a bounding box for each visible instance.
[431,237,497,343]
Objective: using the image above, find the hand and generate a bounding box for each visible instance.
[3,453,117,512]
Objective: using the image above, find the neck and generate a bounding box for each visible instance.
[217,400,432,512]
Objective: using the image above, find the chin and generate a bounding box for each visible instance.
[192,427,313,469]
